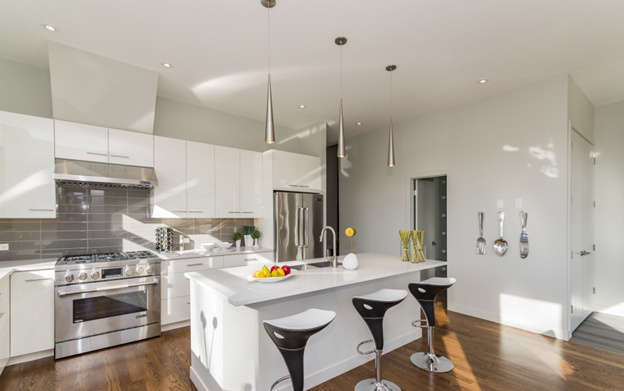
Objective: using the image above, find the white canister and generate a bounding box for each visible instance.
[342,253,358,270]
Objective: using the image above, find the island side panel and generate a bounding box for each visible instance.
[189,270,422,391]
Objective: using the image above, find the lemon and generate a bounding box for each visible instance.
[254,270,265,278]
[262,265,271,277]
[345,227,356,237]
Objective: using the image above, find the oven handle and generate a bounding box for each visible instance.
[56,279,158,297]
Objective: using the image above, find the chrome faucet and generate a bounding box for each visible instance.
[319,226,337,268]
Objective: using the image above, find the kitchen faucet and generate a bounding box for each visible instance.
[319,226,337,268]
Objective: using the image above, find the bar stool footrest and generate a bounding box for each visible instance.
[356,339,376,355]
[355,378,401,391]
[410,352,454,373]
[411,319,428,328]
[270,375,291,391]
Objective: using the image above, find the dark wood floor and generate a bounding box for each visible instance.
[2,302,624,391]
[570,311,624,355]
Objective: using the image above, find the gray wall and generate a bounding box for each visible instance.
[0,57,52,118]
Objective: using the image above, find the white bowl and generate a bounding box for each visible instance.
[217,242,232,250]
[200,243,216,250]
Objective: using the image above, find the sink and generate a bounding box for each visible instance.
[290,260,338,270]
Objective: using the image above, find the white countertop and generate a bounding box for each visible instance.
[158,247,273,260]
[185,252,445,306]
[0,258,56,280]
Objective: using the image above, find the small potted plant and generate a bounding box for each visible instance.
[251,229,261,248]
[232,232,243,249]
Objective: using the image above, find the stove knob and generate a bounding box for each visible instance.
[91,269,100,280]
[64,270,74,283]
[78,272,88,280]
[136,266,145,275]
[125,266,134,276]
[146,265,155,274]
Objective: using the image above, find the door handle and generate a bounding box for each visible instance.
[296,207,303,247]
[580,250,591,256]
[302,206,309,248]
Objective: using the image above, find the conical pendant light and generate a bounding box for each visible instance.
[262,0,276,144]
[386,65,397,167]
[335,37,347,158]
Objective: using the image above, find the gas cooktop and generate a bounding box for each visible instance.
[57,250,158,265]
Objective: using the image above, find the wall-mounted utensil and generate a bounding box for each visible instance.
[519,211,529,258]
[493,211,508,256]
[477,212,486,254]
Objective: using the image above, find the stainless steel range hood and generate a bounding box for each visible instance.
[54,159,158,189]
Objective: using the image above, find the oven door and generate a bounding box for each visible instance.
[55,276,160,343]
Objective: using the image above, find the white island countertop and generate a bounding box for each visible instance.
[186,252,445,306]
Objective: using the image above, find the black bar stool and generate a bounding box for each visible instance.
[408,277,456,373]
[353,288,408,391]
[264,308,336,391]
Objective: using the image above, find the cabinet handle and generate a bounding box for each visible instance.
[25,278,54,282]
[109,154,130,159]
[87,151,108,156]
[288,184,300,187]
[241,211,253,214]
[29,208,55,212]
[299,185,310,188]
[188,210,203,213]
[172,210,187,213]
[228,211,238,214]
[244,258,257,262]
[186,263,204,267]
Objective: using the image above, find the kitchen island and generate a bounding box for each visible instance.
[185,253,446,391]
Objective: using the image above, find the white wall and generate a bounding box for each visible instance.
[593,101,624,316]
[0,58,52,118]
[340,75,572,338]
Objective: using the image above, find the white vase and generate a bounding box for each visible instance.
[235,239,241,249]
[253,238,258,248]
[342,253,358,270]
[244,234,253,248]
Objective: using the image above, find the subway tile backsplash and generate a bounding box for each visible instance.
[0,184,255,262]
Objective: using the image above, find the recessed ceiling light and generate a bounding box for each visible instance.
[356,122,363,126]
[43,24,58,32]
[162,63,173,68]
[299,105,306,109]
[478,79,488,84]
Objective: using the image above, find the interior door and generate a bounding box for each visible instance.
[570,130,595,333]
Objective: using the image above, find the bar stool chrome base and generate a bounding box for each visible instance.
[355,378,401,391]
[410,352,454,373]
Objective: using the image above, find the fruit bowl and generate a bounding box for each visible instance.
[249,270,295,283]
[217,242,232,250]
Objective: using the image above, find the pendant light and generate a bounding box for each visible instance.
[335,37,347,158]
[262,0,276,144]
[386,64,396,167]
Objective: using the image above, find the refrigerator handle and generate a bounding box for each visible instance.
[302,207,309,248]
[296,207,304,248]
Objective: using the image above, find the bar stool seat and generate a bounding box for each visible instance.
[353,288,408,391]
[264,308,336,391]
[409,277,456,373]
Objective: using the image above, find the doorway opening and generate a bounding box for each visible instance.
[413,175,447,279]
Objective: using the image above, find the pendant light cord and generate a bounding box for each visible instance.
[267,6,271,74]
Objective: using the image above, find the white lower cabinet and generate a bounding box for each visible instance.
[161,256,223,327]
[10,269,55,357]
[0,274,10,374]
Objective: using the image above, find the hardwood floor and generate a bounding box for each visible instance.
[2,304,624,391]
[570,312,624,355]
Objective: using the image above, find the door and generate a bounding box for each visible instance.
[413,176,447,262]
[570,130,595,332]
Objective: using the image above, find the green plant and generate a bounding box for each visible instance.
[251,229,261,239]
[232,232,243,241]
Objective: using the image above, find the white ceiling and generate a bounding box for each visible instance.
[2,0,624,144]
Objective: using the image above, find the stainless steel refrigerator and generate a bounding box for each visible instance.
[274,191,324,262]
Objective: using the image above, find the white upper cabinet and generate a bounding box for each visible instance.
[268,150,321,192]
[186,141,215,218]
[54,120,153,167]
[108,128,154,167]
[152,137,216,219]
[152,136,188,218]
[215,146,262,218]
[0,111,56,218]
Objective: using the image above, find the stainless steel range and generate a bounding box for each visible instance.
[54,250,161,359]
